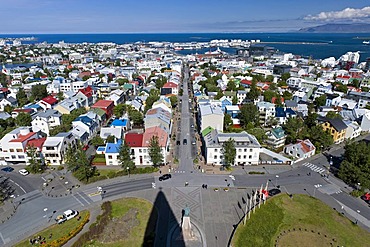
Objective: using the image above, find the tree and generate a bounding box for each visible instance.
[283,117,305,144]
[169,96,178,108]
[57,91,64,101]
[224,114,233,131]
[266,75,274,83]
[336,84,348,93]
[15,112,32,126]
[304,112,318,128]
[16,88,28,107]
[50,125,70,136]
[308,125,333,151]
[90,136,105,147]
[232,95,238,105]
[118,140,135,170]
[106,135,115,143]
[3,105,13,114]
[239,103,259,129]
[26,145,44,173]
[350,79,360,88]
[113,103,126,118]
[128,109,143,126]
[144,89,160,113]
[226,80,237,91]
[64,143,79,171]
[326,111,342,119]
[314,95,327,108]
[116,78,129,85]
[155,76,167,89]
[148,136,163,167]
[282,91,293,100]
[280,72,291,82]
[247,81,260,100]
[338,141,370,190]
[31,84,48,101]
[73,164,96,182]
[248,128,267,144]
[263,90,277,102]
[221,138,236,168]
[269,83,278,91]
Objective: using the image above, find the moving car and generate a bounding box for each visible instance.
[183,138,187,145]
[192,140,196,145]
[159,174,172,181]
[1,167,14,173]
[19,169,29,176]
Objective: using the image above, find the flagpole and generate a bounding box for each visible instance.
[259,184,263,209]
[264,181,269,204]
[253,190,257,213]
[248,195,252,219]
[244,198,248,225]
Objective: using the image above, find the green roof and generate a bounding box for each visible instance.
[201,126,214,137]
[90,108,106,117]
[123,84,134,89]
[271,126,285,138]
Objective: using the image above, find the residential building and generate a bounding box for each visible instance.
[344,121,362,140]
[31,109,62,136]
[319,116,348,144]
[42,132,76,166]
[198,103,224,132]
[38,96,58,110]
[91,100,114,118]
[284,139,316,162]
[265,127,286,149]
[203,130,261,166]
[256,101,275,126]
[0,96,17,111]
[72,116,99,139]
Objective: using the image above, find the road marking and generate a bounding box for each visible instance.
[152,182,156,189]
[41,177,46,181]
[77,192,91,205]
[0,231,5,244]
[72,194,85,206]
[8,179,26,193]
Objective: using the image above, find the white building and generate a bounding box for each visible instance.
[42,132,76,166]
[256,101,275,126]
[31,110,62,136]
[203,129,261,166]
[198,104,224,132]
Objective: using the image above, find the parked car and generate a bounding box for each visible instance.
[176,140,181,146]
[55,209,79,224]
[82,144,89,151]
[361,192,370,202]
[19,169,29,176]
[268,188,281,197]
[183,138,187,145]
[159,174,172,181]
[192,140,196,145]
[1,167,14,173]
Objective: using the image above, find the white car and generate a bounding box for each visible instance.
[19,169,29,176]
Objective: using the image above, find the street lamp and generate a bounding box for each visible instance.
[356,210,361,224]
[275,175,279,187]
[127,167,130,178]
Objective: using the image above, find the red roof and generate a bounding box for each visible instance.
[240,79,252,85]
[125,133,143,147]
[92,100,114,108]
[271,97,284,104]
[337,75,350,79]
[13,108,34,114]
[163,82,178,88]
[79,86,93,98]
[27,138,46,150]
[0,88,9,93]
[41,96,58,105]
[10,132,37,143]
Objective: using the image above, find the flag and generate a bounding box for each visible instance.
[259,184,263,208]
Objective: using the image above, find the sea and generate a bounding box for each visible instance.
[1,33,370,62]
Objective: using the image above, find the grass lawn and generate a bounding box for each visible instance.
[232,194,370,247]
[84,197,156,247]
[15,210,89,247]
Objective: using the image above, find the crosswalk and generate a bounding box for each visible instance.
[175,170,186,173]
[302,162,326,174]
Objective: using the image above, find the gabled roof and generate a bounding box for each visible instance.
[105,140,122,153]
[92,100,114,108]
[27,137,46,150]
[41,96,58,105]
[125,133,144,147]
[142,126,168,147]
[162,82,178,88]
[78,86,93,98]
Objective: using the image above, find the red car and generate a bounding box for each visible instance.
[361,193,370,202]
[82,145,89,151]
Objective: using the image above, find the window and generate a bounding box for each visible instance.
[18,155,25,159]
[238,155,241,159]
[108,155,112,159]
[139,149,142,153]
[297,153,300,157]
[143,149,147,153]
[16,149,22,152]
[214,149,218,152]
[10,149,14,152]
[244,149,247,152]
[214,155,217,159]
[11,155,16,159]
[250,149,252,152]
[249,155,252,159]
[238,149,242,152]
[243,155,246,159]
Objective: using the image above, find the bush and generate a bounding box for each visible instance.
[249,171,265,175]
[57,166,64,171]
[350,189,363,197]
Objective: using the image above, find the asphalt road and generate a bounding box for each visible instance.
[101,177,155,199]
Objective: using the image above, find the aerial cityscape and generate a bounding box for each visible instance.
[0,1,370,247]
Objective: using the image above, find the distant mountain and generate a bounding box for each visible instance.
[299,23,370,33]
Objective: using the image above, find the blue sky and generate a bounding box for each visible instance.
[1,0,370,33]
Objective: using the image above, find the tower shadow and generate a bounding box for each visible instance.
[143,190,185,247]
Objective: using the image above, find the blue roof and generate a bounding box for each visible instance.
[111,119,127,127]
[275,107,286,118]
[286,108,297,115]
[24,104,41,109]
[74,116,93,124]
[105,140,122,153]
[97,146,106,152]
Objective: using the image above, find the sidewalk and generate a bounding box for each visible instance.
[0,200,16,225]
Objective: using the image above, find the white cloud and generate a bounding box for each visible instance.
[304,6,370,21]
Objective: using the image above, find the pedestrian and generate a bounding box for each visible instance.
[205,184,208,189]
[49,233,53,239]
[202,184,204,189]
[159,170,162,174]
[215,236,218,240]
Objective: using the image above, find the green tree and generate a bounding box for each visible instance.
[280,72,291,82]
[128,109,143,126]
[113,103,126,118]
[226,80,237,91]
[144,89,160,113]
[155,76,167,89]
[350,79,360,88]
[304,112,318,128]
[269,83,278,91]
[15,112,32,126]
[282,91,293,100]
[283,117,305,144]
[239,103,259,129]
[116,78,129,85]
[169,96,178,108]
[31,84,48,101]
[148,135,163,167]
[3,105,13,114]
[26,145,44,173]
[326,111,342,119]
[308,125,333,151]
[50,125,70,136]
[247,81,260,100]
[338,141,370,190]
[106,135,115,143]
[57,91,64,101]
[90,136,105,147]
[64,143,79,171]
[232,95,238,105]
[314,95,327,108]
[118,140,135,170]
[224,114,233,131]
[221,138,236,168]
[73,164,96,182]
[266,75,274,83]
[248,128,267,144]
[263,90,277,102]
[336,84,348,93]
[16,88,28,107]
